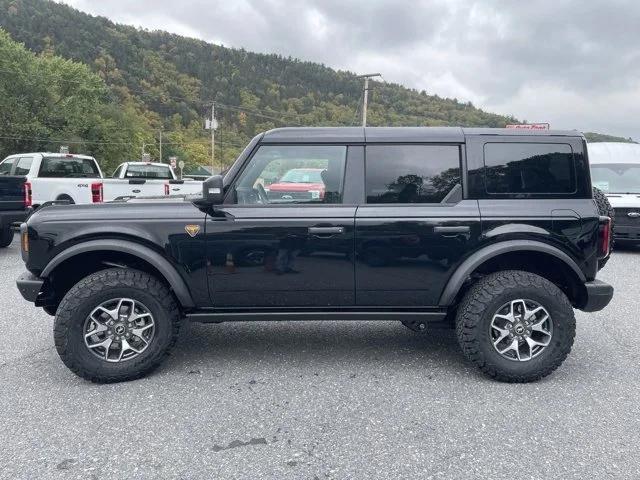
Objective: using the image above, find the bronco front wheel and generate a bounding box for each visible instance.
[54,268,181,383]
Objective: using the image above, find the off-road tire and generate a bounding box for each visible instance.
[54,268,181,383]
[0,225,13,248]
[593,186,614,270]
[455,270,575,383]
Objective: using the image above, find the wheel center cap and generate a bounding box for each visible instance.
[514,324,525,335]
[114,324,126,335]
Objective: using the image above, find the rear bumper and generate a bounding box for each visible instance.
[16,272,44,303]
[0,210,29,230]
[580,280,614,312]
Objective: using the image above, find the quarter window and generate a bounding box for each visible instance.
[484,143,575,194]
[365,145,461,204]
[233,145,347,205]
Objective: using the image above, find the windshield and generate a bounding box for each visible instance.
[125,164,173,179]
[39,157,101,178]
[591,163,640,194]
[279,169,323,183]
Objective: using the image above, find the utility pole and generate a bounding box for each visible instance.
[356,73,381,127]
[211,103,215,171]
[159,130,163,163]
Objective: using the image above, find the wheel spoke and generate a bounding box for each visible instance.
[531,315,550,332]
[85,321,108,338]
[130,312,152,323]
[131,324,153,340]
[492,326,511,347]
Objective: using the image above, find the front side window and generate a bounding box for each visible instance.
[14,157,33,175]
[365,145,461,204]
[38,157,101,178]
[0,158,15,175]
[591,164,640,194]
[233,145,347,205]
[484,143,575,194]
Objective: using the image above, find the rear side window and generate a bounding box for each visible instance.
[125,165,172,179]
[38,157,101,178]
[484,143,575,194]
[365,145,461,204]
[0,158,15,175]
[14,157,33,175]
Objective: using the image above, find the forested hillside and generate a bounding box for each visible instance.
[0,0,633,172]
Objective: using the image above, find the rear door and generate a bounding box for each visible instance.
[206,144,358,307]
[355,144,481,306]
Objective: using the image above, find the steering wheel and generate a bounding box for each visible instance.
[256,183,269,204]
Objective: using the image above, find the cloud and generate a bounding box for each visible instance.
[60,0,640,140]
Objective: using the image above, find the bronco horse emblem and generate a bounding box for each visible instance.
[184,224,201,237]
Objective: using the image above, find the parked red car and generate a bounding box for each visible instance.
[267,168,325,201]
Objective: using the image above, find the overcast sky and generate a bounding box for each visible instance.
[61,0,639,140]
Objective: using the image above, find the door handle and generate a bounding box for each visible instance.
[308,226,344,236]
[434,226,470,235]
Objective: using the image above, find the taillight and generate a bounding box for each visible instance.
[23,182,32,208]
[91,183,103,203]
[598,216,611,258]
[164,183,170,195]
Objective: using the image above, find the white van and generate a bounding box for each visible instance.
[589,142,640,244]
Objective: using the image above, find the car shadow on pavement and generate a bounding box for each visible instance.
[168,321,469,374]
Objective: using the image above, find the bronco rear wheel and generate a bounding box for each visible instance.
[455,270,575,383]
[54,268,181,383]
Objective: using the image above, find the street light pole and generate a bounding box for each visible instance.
[356,73,381,127]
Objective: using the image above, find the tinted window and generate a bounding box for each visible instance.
[365,145,461,204]
[234,145,347,204]
[484,143,575,194]
[112,165,123,178]
[14,157,33,175]
[125,164,172,179]
[0,158,15,175]
[39,157,101,178]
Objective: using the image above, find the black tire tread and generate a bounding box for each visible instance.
[54,268,180,383]
[0,226,13,248]
[455,270,575,383]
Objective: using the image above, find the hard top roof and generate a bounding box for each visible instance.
[261,127,583,143]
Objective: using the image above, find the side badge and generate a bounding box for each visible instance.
[185,225,201,237]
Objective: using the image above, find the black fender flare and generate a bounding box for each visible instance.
[438,240,586,306]
[41,239,195,308]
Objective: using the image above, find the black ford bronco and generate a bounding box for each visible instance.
[16,127,614,383]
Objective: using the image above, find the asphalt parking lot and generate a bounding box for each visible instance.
[0,233,638,480]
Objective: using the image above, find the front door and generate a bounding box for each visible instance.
[206,144,356,307]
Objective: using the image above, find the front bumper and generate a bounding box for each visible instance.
[16,272,44,303]
[580,280,614,312]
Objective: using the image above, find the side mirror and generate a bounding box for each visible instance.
[201,175,225,205]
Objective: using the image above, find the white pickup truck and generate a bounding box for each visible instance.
[0,154,203,206]
[104,162,202,200]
